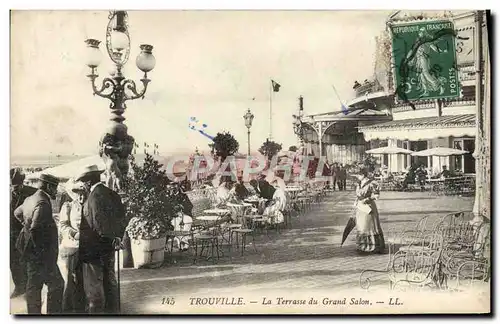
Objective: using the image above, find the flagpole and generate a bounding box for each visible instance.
[331,84,343,106]
[269,79,273,140]
[332,84,349,114]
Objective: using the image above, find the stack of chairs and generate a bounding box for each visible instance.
[360,211,491,291]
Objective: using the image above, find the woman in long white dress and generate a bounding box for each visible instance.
[353,168,385,254]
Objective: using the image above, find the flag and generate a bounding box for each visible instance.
[271,80,281,92]
[341,104,349,115]
[299,96,304,111]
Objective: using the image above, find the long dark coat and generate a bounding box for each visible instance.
[11,185,37,244]
[79,183,126,263]
[256,180,276,200]
[15,189,59,264]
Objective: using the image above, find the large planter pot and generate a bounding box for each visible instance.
[130,236,167,269]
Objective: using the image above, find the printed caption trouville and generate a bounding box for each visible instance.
[185,297,403,307]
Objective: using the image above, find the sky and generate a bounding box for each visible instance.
[10,10,392,157]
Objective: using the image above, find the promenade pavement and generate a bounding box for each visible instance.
[10,189,474,314]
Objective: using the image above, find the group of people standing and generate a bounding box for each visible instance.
[327,163,348,191]
[10,165,126,314]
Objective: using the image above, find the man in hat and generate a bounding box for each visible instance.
[14,173,64,314]
[249,178,276,201]
[10,168,37,298]
[338,164,347,191]
[76,165,126,314]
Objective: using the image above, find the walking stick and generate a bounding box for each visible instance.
[114,238,121,313]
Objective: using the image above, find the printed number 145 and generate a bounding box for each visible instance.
[162,297,175,305]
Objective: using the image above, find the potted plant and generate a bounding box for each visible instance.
[122,153,179,269]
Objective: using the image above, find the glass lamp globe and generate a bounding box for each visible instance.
[84,39,102,68]
[136,44,156,72]
[111,30,129,52]
[244,109,254,128]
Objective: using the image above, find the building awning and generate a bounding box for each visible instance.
[303,108,392,123]
[358,114,476,141]
[346,91,392,107]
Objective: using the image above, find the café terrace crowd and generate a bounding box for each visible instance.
[11,147,359,315]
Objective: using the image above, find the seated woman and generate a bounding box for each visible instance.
[262,184,287,225]
[266,172,287,191]
[215,178,233,207]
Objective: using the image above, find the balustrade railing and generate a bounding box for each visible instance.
[354,80,384,98]
[393,99,435,112]
[458,62,476,82]
[442,97,476,107]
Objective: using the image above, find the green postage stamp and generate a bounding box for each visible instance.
[391,20,460,101]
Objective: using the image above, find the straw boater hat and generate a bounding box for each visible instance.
[75,165,105,182]
[37,173,60,186]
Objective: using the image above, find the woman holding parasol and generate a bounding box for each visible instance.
[342,168,385,254]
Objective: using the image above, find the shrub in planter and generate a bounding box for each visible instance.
[122,153,183,268]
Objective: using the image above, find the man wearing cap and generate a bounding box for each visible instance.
[76,165,126,314]
[10,168,37,299]
[58,179,88,313]
[14,173,64,314]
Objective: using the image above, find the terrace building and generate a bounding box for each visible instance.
[296,11,485,176]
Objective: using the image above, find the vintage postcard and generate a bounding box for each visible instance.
[9,9,491,315]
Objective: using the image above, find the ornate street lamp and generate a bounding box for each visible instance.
[292,114,304,143]
[243,108,254,155]
[293,96,305,144]
[84,11,156,192]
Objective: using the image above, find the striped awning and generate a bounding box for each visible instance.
[359,114,475,130]
[358,114,476,141]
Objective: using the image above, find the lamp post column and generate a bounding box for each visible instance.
[243,108,254,156]
[84,11,156,269]
[247,129,251,156]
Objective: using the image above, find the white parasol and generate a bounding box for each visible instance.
[411,147,469,173]
[411,147,469,157]
[366,146,414,173]
[366,146,414,155]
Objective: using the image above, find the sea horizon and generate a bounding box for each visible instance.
[9,149,265,168]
